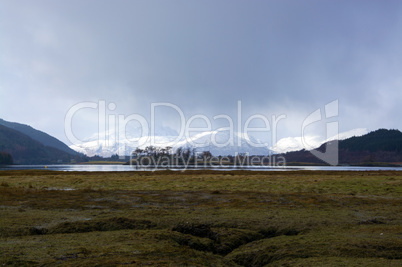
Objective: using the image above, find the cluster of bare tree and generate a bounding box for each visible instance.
[133,146,173,157]
[130,146,284,167]
[131,146,217,164]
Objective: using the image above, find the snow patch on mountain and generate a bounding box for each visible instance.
[70,128,272,157]
[270,135,322,154]
[173,131,271,156]
[270,128,368,154]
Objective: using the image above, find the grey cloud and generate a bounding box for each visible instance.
[1,0,402,144]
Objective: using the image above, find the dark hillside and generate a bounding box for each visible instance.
[0,124,76,164]
[280,129,402,165]
[339,129,402,152]
[0,118,78,155]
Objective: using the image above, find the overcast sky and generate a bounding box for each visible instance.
[1,0,402,147]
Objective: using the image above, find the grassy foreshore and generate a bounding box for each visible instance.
[0,170,401,266]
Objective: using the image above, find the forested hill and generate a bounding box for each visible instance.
[0,118,78,155]
[281,129,402,165]
[0,124,78,164]
[339,129,402,152]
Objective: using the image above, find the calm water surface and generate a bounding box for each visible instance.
[0,164,401,172]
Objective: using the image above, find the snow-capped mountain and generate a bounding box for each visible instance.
[270,135,322,154]
[69,126,180,157]
[69,127,272,157]
[70,126,367,157]
[270,128,368,154]
[173,131,271,156]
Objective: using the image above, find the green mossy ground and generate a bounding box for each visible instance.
[0,170,401,266]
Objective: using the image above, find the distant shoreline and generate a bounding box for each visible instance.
[1,161,401,168]
[78,161,126,165]
[1,164,401,172]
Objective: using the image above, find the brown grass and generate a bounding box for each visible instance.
[0,170,401,266]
